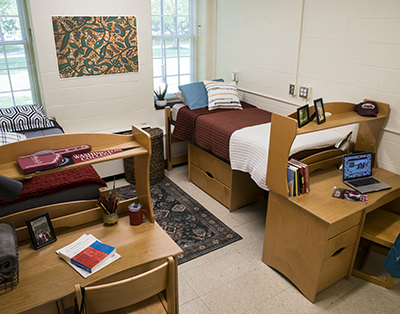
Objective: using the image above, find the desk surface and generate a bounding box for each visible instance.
[289,167,400,223]
[1,216,182,314]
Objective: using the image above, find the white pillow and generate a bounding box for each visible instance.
[174,92,188,106]
[0,132,27,145]
[203,81,242,110]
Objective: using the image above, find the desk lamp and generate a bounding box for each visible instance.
[0,175,23,201]
[335,131,352,169]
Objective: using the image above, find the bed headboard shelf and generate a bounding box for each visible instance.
[0,125,151,181]
[267,99,390,198]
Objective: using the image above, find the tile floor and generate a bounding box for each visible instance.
[110,164,400,314]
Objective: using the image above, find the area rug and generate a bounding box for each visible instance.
[116,177,242,264]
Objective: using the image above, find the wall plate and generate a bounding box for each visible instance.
[299,86,311,99]
[289,84,296,96]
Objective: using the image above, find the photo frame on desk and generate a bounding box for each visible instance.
[26,212,57,250]
[297,104,310,128]
[314,98,326,124]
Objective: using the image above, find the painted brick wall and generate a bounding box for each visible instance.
[27,0,164,134]
[215,0,400,174]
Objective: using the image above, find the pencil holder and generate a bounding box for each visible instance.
[103,212,118,225]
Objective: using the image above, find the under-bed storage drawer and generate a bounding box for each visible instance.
[188,144,265,211]
[189,143,232,187]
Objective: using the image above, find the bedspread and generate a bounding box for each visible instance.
[230,124,347,190]
[173,102,272,162]
[0,166,106,208]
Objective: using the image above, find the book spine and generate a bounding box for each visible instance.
[287,166,295,197]
[71,259,92,273]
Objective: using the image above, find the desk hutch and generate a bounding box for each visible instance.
[0,126,182,313]
[262,100,400,302]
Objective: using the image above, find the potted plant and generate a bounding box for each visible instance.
[154,84,168,107]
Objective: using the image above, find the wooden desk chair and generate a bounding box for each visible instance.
[74,256,176,314]
[352,209,400,288]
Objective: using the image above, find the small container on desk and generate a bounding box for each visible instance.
[128,203,146,226]
[103,212,119,225]
[98,190,120,226]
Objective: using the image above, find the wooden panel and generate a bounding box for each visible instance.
[317,244,355,294]
[327,211,363,239]
[230,170,265,211]
[189,144,232,187]
[362,209,400,247]
[19,301,60,314]
[189,163,232,209]
[262,191,329,302]
[324,225,359,260]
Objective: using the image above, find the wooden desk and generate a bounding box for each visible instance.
[1,215,182,314]
[262,166,400,302]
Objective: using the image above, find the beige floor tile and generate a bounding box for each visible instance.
[179,298,212,314]
[179,276,198,305]
[201,269,287,314]
[324,282,399,314]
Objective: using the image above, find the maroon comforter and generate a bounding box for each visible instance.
[173,102,272,162]
[0,166,106,207]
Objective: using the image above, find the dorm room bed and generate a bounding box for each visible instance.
[0,104,107,217]
[165,99,354,211]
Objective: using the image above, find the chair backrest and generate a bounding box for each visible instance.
[74,256,176,314]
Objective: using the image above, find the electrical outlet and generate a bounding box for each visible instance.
[289,84,296,96]
[232,72,239,82]
[299,86,311,99]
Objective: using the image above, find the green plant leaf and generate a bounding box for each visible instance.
[121,56,128,64]
[70,43,78,49]
[125,64,132,72]
[115,42,125,48]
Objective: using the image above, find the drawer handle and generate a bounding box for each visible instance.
[332,247,345,257]
[205,171,214,179]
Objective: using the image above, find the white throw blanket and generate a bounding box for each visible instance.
[229,123,346,191]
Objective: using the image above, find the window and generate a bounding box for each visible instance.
[0,0,37,108]
[151,0,196,95]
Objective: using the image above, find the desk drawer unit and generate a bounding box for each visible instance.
[318,225,360,293]
[188,144,264,211]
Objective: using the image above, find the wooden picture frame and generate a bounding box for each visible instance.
[297,104,310,128]
[26,212,57,250]
[314,98,326,124]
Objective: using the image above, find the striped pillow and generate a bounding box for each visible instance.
[203,81,242,110]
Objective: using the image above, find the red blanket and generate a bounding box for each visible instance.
[0,166,106,206]
[173,102,272,162]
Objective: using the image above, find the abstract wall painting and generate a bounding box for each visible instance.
[52,16,139,79]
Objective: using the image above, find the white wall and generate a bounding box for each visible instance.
[27,0,164,134]
[214,0,400,175]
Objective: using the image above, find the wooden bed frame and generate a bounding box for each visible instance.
[164,100,389,212]
[164,106,188,171]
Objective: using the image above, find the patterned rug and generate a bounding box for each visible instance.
[116,177,242,264]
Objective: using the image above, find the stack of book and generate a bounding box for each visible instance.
[56,234,120,278]
[287,158,309,197]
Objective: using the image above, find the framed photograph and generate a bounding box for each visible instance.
[26,212,57,250]
[314,98,326,124]
[297,104,310,128]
